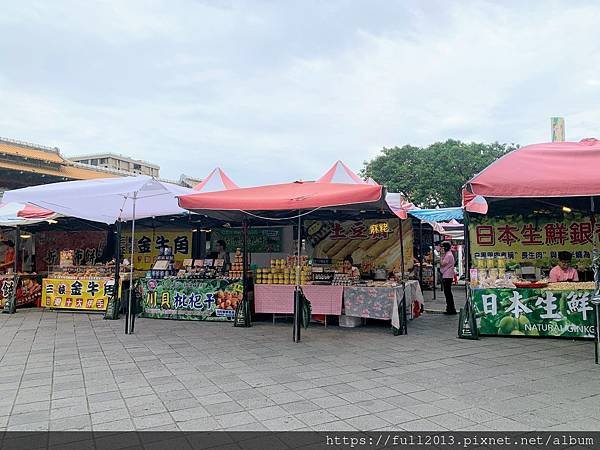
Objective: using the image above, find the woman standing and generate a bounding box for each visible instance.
[440,241,457,315]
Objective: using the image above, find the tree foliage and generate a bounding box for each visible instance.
[362,139,518,208]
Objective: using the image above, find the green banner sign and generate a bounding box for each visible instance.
[141,278,243,321]
[211,227,282,253]
[473,288,595,338]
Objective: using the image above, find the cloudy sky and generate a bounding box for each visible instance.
[1,0,600,185]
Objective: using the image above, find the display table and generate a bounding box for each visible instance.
[0,274,43,309]
[343,280,424,320]
[472,287,595,338]
[254,284,344,316]
[141,278,243,321]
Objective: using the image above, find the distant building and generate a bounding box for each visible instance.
[178,174,202,189]
[0,137,120,191]
[68,153,160,177]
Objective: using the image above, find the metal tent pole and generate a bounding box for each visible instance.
[9,226,20,314]
[293,213,302,343]
[126,192,137,335]
[108,221,122,320]
[431,226,436,300]
[418,221,424,288]
[590,196,600,364]
[399,218,407,335]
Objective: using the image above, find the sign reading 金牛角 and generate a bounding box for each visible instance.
[210,228,282,253]
[141,278,243,321]
[121,230,193,271]
[469,214,595,265]
[473,288,595,338]
[41,278,121,311]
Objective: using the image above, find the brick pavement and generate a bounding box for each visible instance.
[0,308,598,432]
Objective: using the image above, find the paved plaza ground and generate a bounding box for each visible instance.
[0,301,599,433]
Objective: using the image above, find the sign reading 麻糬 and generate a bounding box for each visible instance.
[473,288,596,338]
[141,278,243,321]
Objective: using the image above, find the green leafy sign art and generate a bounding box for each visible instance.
[473,288,595,338]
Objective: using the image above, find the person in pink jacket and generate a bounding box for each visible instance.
[440,241,457,315]
[549,251,579,283]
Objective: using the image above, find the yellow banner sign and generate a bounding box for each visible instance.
[304,219,413,273]
[121,230,193,271]
[41,278,121,311]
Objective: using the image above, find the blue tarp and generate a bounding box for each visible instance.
[408,207,463,222]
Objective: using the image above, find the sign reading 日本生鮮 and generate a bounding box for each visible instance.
[469,214,596,265]
[473,288,595,338]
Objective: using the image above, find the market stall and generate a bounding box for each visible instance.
[462,139,600,351]
[0,202,59,312]
[178,161,421,340]
[3,175,193,332]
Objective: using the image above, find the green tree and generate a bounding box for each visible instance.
[363,139,518,207]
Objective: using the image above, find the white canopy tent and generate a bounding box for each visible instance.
[3,175,193,331]
[3,175,192,224]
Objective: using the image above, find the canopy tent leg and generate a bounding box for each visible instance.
[459,211,478,339]
[293,214,302,343]
[418,221,424,288]
[431,226,436,300]
[126,192,137,335]
[234,219,251,327]
[398,218,407,335]
[105,221,122,320]
[590,197,600,364]
[3,226,20,314]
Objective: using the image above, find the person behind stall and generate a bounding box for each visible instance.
[342,255,360,279]
[440,241,457,315]
[215,239,231,272]
[549,251,579,282]
[0,240,16,272]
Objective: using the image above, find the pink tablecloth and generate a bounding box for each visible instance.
[254,284,344,315]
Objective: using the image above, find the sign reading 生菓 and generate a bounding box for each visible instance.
[469,214,596,265]
[473,288,595,338]
[42,278,121,311]
[121,230,193,271]
[210,228,282,253]
[141,278,243,321]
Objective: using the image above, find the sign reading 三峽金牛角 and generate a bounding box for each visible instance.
[121,230,193,271]
[141,278,243,321]
[469,213,596,266]
[41,278,121,311]
[473,288,595,338]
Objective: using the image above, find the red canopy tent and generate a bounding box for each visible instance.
[461,139,600,353]
[193,167,239,192]
[464,138,600,199]
[180,181,383,213]
[178,171,408,341]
